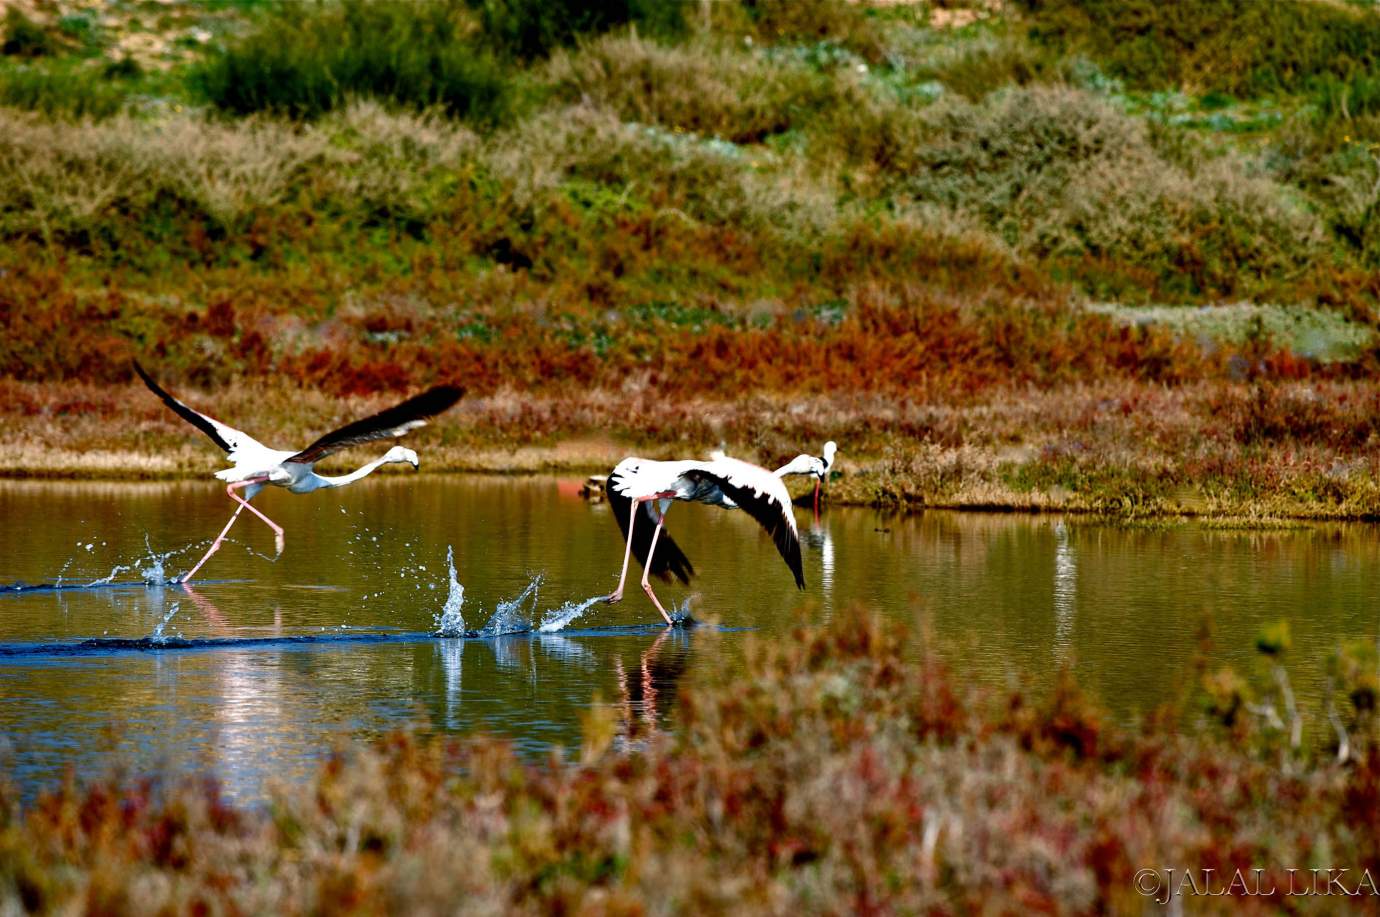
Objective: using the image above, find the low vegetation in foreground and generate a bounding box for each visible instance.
[4,0,1380,519]
[4,608,1380,913]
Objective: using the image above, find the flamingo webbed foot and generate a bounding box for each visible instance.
[605,590,624,605]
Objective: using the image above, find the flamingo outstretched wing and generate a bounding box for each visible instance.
[286,385,465,464]
[693,456,805,589]
[134,362,266,455]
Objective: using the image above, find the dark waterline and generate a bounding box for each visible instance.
[0,476,1377,802]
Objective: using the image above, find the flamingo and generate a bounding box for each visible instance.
[134,362,463,584]
[774,440,838,519]
[604,451,805,624]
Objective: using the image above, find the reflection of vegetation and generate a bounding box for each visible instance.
[8,608,1380,911]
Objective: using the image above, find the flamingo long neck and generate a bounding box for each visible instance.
[315,453,395,489]
[775,454,816,478]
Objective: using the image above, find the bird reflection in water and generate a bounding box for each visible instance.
[177,583,231,633]
[613,628,693,746]
[437,637,463,729]
[178,583,284,636]
[803,515,836,614]
[1053,521,1076,661]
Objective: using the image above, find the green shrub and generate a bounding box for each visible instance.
[1272,116,1380,265]
[472,0,685,60]
[487,103,836,237]
[1,10,56,58]
[1312,71,1380,123]
[0,105,482,256]
[914,27,1045,101]
[904,86,1326,300]
[1020,0,1380,101]
[193,1,510,123]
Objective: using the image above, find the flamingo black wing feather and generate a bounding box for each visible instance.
[693,469,805,589]
[606,474,695,585]
[287,385,465,464]
[133,361,235,453]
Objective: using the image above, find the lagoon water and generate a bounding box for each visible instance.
[1,476,1377,801]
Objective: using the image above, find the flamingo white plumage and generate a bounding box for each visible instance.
[604,451,805,625]
[134,362,464,584]
[774,440,838,518]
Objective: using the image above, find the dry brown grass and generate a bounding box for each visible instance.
[10,375,1380,521]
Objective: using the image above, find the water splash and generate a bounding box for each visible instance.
[479,574,543,637]
[139,536,176,586]
[537,594,604,633]
[85,537,183,588]
[86,562,135,588]
[433,546,467,637]
[150,602,180,644]
[668,597,694,625]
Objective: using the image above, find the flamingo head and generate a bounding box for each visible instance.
[385,445,420,469]
[821,441,837,475]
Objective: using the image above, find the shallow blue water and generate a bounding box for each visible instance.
[1,476,1377,801]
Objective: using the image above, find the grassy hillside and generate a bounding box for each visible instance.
[4,0,1380,516]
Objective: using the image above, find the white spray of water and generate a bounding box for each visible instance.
[479,574,543,637]
[139,538,173,586]
[86,563,133,588]
[433,546,467,637]
[150,602,180,643]
[54,555,75,588]
[537,594,604,633]
[85,536,181,588]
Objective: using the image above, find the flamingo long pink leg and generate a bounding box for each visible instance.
[606,498,639,605]
[180,501,246,585]
[640,508,675,626]
[606,491,675,606]
[179,478,280,584]
[225,481,284,554]
[813,479,821,523]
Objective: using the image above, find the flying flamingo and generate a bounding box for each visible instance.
[775,440,838,519]
[604,451,805,624]
[134,362,463,584]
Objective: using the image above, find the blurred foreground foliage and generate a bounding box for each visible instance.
[4,607,1380,913]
